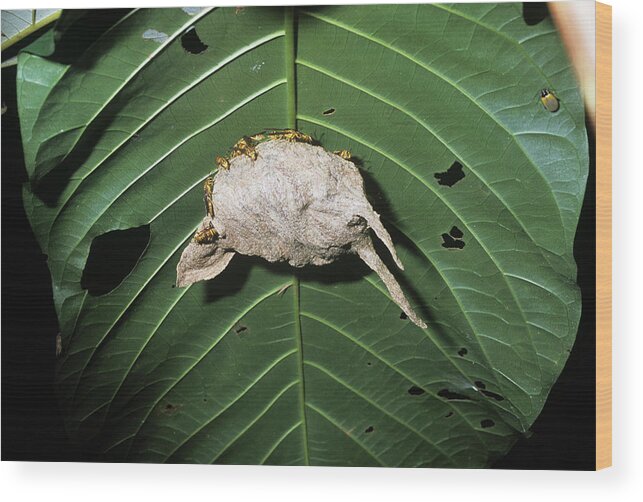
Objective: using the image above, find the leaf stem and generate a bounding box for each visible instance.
[284,7,297,129]
[284,6,309,466]
[292,275,310,465]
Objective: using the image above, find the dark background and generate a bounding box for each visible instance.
[1,5,595,468]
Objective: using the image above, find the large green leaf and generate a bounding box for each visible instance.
[17,4,588,467]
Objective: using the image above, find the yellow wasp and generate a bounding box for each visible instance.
[230,136,258,160]
[214,129,314,174]
[334,149,352,160]
[249,132,266,142]
[539,88,560,113]
[203,177,214,218]
[266,129,313,144]
[215,155,230,170]
[193,222,218,244]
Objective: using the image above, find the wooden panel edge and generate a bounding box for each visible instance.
[595,0,612,471]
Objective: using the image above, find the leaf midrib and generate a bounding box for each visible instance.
[284,6,310,467]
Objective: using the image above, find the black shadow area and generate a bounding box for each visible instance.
[1,65,79,461]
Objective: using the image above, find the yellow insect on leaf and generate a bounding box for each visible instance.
[540,88,560,113]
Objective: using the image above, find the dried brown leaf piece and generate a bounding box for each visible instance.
[176,139,426,328]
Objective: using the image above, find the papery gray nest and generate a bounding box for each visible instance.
[176,139,426,328]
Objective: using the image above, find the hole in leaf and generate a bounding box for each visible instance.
[181,26,208,54]
[441,232,465,249]
[81,225,150,296]
[434,161,465,187]
[322,108,336,115]
[364,426,374,434]
[480,419,495,428]
[400,311,408,320]
[449,226,463,239]
[407,386,425,396]
[458,347,468,357]
[438,388,471,401]
[366,361,372,366]
[481,390,505,401]
[474,380,486,390]
[522,2,549,25]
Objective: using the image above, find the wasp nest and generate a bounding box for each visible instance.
[176,134,426,328]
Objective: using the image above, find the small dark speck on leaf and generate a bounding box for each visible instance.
[181,26,208,54]
[474,380,486,390]
[366,361,372,366]
[235,324,248,335]
[481,390,505,401]
[438,388,471,401]
[407,386,425,396]
[322,108,336,115]
[458,347,468,357]
[445,411,454,418]
[400,311,408,320]
[481,419,495,428]
[434,161,465,187]
[364,426,374,433]
[160,402,181,416]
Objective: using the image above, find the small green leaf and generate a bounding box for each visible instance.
[18,4,588,467]
[1,9,61,51]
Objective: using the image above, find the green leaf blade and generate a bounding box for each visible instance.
[18,4,588,467]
